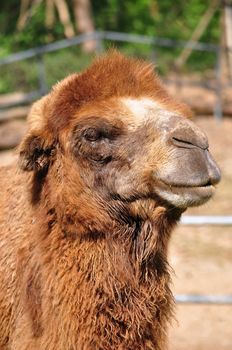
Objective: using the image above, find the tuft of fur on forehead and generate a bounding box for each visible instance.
[46,50,192,132]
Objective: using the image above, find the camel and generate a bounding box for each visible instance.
[0,51,220,350]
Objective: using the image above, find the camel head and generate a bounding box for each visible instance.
[19,51,220,223]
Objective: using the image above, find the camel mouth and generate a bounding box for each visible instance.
[169,183,215,196]
[155,180,215,208]
[160,179,214,189]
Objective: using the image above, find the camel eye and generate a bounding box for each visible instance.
[83,128,102,142]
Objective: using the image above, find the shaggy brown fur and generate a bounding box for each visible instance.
[0,51,219,350]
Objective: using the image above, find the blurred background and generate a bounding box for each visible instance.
[0,0,231,349]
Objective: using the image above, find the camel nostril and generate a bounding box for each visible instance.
[208,172,221,186]
[205,150,221,185]
[170,123,209,150]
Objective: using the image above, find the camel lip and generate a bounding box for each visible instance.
[171,184,215,196]
[158,180,215,195]
[157,176,215,189]
[161,182,214,189]
[154,180,215,208]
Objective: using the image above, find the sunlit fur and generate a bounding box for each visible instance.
[0,51,216,350]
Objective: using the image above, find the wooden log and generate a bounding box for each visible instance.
[0,150,17,167]
[166,82,232,116]
[0,92,31,106]
[0,106,30,122]
[0,120,26,150]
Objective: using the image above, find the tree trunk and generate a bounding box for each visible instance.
[17,0,42,30]
[73,0,96,53]
[175,0,219,68]
[54,0,75,38]
[45,0,55,29]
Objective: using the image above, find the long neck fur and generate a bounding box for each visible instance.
[25,173,181,350]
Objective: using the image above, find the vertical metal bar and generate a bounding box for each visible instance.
[150,48,157,64]
[95,31,104,54]
[36,54,47,96]
[214,48,223,121]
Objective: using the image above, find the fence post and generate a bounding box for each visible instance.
[36,54,47,96]
[214,48,223,121]
[95,31,104,54]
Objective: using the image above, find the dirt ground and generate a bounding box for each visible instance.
[0,116,231,349]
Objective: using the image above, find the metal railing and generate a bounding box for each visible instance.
[181,215,232,225]
[176,215,232,305]
[0,31,231,120]
[175,294,232,304]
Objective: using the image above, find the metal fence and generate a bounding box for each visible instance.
[0,31,231,305]
[0,30,231,120]
[176,215,232,305]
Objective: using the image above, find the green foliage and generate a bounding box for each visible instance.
[0,48,94,94]
[0,1,67,54]
[0,0,221,94]
[44,48,94,88]
[0,59,40,94]
[92,0,220,43]
[93,0,156,35]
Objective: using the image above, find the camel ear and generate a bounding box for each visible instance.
[18,96,56,172]
[19,133,56,172]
